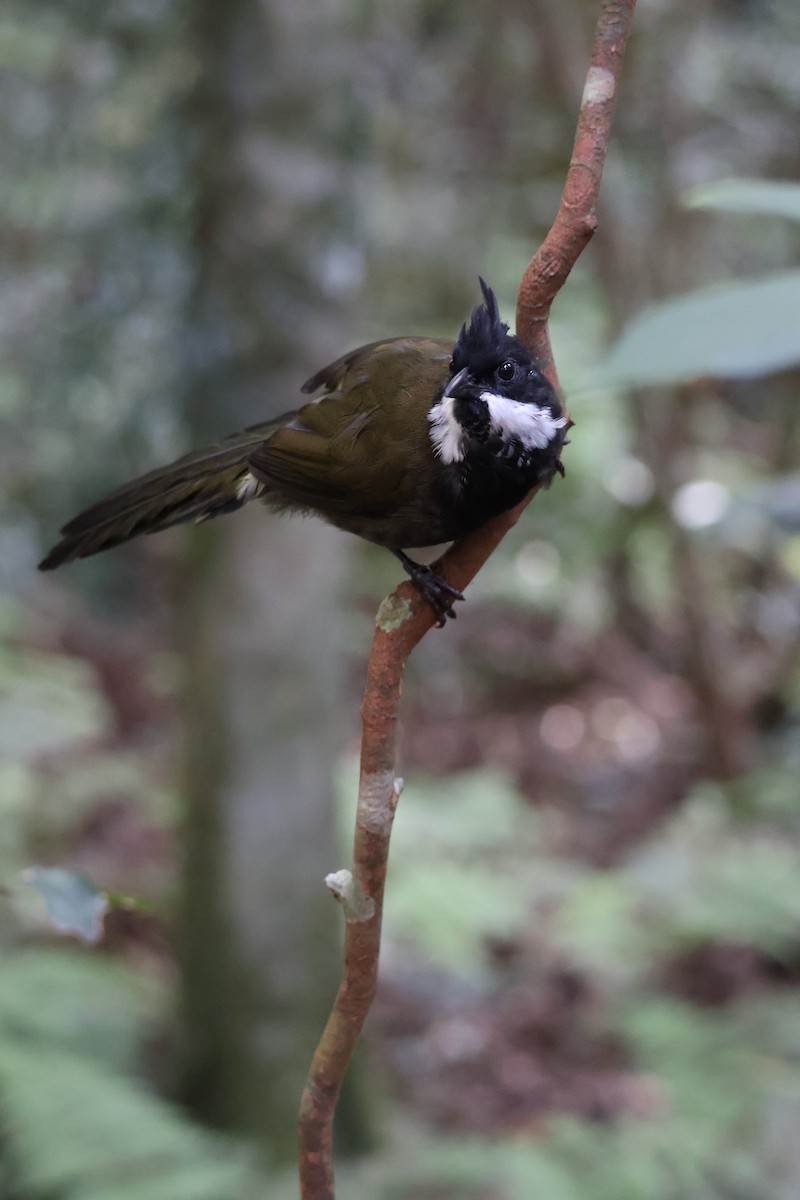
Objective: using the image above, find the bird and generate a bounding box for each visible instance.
[39,279,568,625]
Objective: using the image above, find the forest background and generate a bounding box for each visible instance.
[2,0,800,1197]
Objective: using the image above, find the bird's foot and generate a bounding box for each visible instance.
[396,552,465,627]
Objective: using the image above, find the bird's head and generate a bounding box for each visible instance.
[428,279,567,471]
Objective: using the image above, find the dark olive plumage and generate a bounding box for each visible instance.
[39,281,567,622]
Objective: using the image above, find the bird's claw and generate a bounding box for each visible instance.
[406,562,465,627]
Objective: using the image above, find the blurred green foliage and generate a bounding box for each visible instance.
[343,768,800,1198]
[3,0,800,1196]
[0,632,264,1197]
[603,182,800,385]
[0,953,262,1199]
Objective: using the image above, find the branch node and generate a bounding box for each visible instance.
[324,869,376,923]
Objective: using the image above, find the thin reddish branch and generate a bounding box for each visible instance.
[518,0,635,378]
[298,3,637,1196]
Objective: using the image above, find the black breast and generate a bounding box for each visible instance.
[433,436,563,541]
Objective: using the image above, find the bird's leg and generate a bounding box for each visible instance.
[394,550,465,627]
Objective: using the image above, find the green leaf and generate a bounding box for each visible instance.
[0,949,155,1073]
[602,270,800,385]
[21,867,108,942]
[557,873,650,975]
[684,178,800,222]
[0,649,111,761]
[386,860,526,972]
[391,769,533,856]
[0,1042,259,1200]
[0,950,262,1199]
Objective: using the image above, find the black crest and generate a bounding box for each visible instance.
[451,278,527,378]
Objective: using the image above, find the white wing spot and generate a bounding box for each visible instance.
[236,471,265,501]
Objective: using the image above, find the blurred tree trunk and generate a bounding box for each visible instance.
[175,0,371,1161]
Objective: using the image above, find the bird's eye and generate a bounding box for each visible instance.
[497,360,516,383]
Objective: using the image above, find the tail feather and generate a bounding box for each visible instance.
[38,426,278,571]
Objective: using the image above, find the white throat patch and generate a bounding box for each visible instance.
[480,391,568,450]
[427,388,567,465]
[428,394,465,463]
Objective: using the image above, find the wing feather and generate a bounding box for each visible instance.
[250,338,453,518]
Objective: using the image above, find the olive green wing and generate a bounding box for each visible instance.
[247,337,453,516]
[301,339,398,395]
[300,335,453,396]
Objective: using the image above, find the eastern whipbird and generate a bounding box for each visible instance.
[40,280,568,625]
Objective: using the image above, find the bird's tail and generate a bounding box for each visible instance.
[38,421,281,571]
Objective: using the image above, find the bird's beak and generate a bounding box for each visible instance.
[443,367,470,399]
